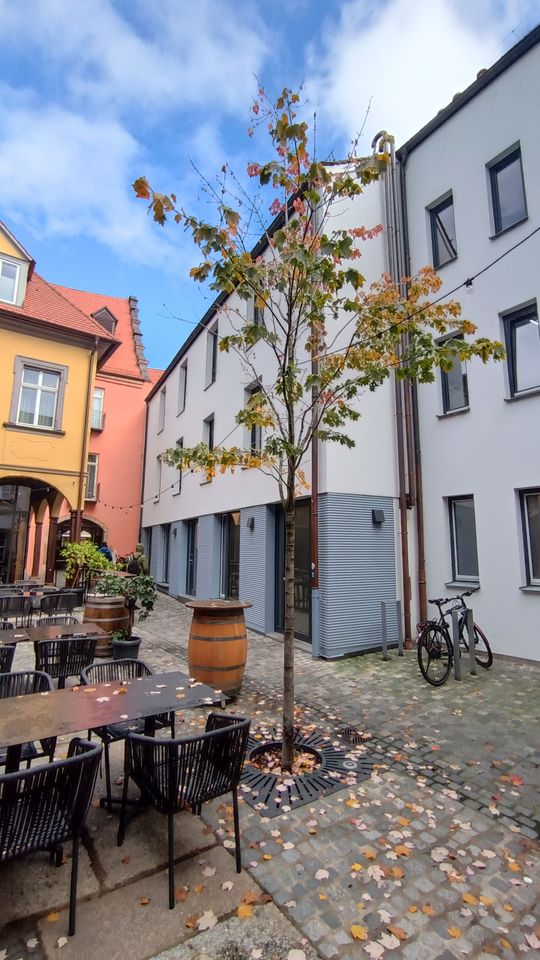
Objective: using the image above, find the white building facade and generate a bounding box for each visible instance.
[142,25,540,662]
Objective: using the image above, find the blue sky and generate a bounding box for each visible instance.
[0,0,539,370]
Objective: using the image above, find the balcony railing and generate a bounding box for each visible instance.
[91,410,105,430]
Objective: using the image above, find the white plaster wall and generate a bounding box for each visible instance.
[404,44,540,659]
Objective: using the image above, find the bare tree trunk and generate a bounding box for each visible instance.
[282,496,296,770]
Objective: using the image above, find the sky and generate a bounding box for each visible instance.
[0,0,539,370]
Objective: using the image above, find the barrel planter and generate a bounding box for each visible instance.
[83,595,130,658]
[185,599,252,697]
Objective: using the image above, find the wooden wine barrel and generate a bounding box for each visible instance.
[186,599,252,696]
[83,595,130,658]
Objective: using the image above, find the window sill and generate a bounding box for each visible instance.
[199,479,212,486]
[445,581,480,590]
[3,421,65,437]
[489,215,528,240]
[172,489,182,497]
[434,254,458,271]
[204,379,216,391]
[519,585,540,594]
[436,406,470,419]
[504,386,540,403]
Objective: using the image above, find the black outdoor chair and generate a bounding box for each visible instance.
[118,713,251,908]
[0,621,14,631]
[39,616,81,627]
[14,579,41,589]
[39,593,77,620]
[0,644,16,673]
[0,588,23,596]
[0,670,56,767]
[34,636,98,689]
[80,659,176,810]
[59,587,86,607]
[0,595,32,627]
[0,738,101,936]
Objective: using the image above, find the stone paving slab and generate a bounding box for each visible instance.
[152,902,319,960]
[37,846,255,960]
[0,843,98,926]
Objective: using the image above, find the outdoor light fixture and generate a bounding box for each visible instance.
[246,516,255,530]
[372,509,385,525]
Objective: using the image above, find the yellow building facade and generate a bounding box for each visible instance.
[0,222,118,582]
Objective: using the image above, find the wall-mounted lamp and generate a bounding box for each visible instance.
[172,527,177,537]
[246,516,255,530]
[372,509,385,525]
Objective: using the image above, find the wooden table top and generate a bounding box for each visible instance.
[6,623,107,644]
[0,670,225,749]
[185,599,252,611]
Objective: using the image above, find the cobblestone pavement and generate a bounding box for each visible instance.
[2,593,539,960]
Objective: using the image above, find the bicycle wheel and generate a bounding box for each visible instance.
[461,622,493,668]
[417,625,453,686]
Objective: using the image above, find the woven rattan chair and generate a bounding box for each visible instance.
[34,636,97,689]
[0,595,32,627]
[0,738,101,936]
[118,713,250,908]
[0,644,16,673]
[39,616,80,627]
[39,593,77,620]
[0,670,56,767]
[80,659,175,809]
[58,587,86,607]
[0,621,14,630]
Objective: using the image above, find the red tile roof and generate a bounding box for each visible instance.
[0,273,118,344]
[53,285,145,379]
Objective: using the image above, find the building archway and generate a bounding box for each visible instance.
[0,477,72,583]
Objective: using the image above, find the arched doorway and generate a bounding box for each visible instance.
[55,517,105,570]
[0,477,71,584]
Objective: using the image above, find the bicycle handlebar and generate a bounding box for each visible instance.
[428,588,478,608]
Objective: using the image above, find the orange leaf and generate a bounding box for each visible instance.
[193,884,205,894]
[408,905,418,913]
[262,853,272,861]
[350,924,368,941]
[502,903,513,912]
[364,849,377,860]
[422,904,434,916]
[480,896,494,906]
[175,886,189,902]
[463,893,478,905]
[184,913,199,929]
[387,925,408,941]
[394,845,412,857]
[242,889,264,905]
[237,903,253,918]
[46,912,60,922]
[390,866,404,879]
[398,817,410,826]
[500,938,512,950]
[139,897,151,906]
[448,927,462,939]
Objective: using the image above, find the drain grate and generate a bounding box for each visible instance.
[240,730,373,817]
[337,725,372,745]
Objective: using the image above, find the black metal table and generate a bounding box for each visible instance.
[0,670,225,772]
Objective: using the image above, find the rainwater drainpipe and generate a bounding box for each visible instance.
[75,341,98,543]
[373,132,413,646]
[310,202,320,659]
[399,148,427,624]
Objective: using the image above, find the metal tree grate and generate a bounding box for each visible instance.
[240,729,373,817]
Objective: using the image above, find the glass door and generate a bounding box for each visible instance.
[274,500,311,642]
[220,512,240,598]
[185,519,198,595]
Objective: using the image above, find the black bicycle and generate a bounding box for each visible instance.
[417,589,493,686]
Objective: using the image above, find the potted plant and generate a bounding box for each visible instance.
[91,571,158,652]
[110,628,142,661]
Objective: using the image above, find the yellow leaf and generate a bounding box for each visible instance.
[500,938,512,950]
[448,927,462,939]
[394,845,412,857]
[351,863,363,872]
[319,894,327,901]
[398,817,411,826]
[263,854,272,861]
[139,897,151,906]
[479,896,494,906]
[364,849,377,859]
[193,884,205,893]
[463,893,478,905]
[237,903,253,918]
[422,904,434,916]
[408,905,418,913]
[345,798,360,808]
[46,912,60,922]
[390,866,404,879]
[350,925,368,941]
[507,862,521,872]
[502,903,513,912]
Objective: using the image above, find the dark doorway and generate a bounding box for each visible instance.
[220,512,240,598]
[0,484,30,583]
[161,523,171,585]
[274,500,311,642]
[185,519,198,596]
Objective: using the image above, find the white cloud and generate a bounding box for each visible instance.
[0,0,267,116]
[0,97,175,267]
[306,0,537,151]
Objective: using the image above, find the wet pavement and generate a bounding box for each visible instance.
[1,592,539,959]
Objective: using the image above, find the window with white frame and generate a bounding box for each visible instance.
[488,145,527,235]
[154,457,162,501]
[177,361,187,415]
[91,388,105,429]
[449,496,479,581]
[245,384,262,453]
[441,336,469,413]
[521,489,540,586]
[0,258,19,304]
[204,414,214,451]
[173,438,183,495]
[11,359,67,431]
[158,387,166,432]
[428,193,457,268]
[503,303,540,396]
[205,322,218,387]
[85,453,98,501]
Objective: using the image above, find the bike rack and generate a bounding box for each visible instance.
[381,600,404,661]
[451,608,477,680]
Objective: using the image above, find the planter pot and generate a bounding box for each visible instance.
[84,595,130,658]
[185,599,252,697]
[112,636,141,661]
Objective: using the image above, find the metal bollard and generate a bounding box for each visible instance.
[396,600,404,656]
[381,601,391,661]
[466,608,476,676]
[452,609,462,681]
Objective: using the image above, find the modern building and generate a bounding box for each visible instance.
[0,222,118,582]
[142,25,539,662]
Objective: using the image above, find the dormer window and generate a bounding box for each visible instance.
[0,258,19,304]
[92,307,117,336]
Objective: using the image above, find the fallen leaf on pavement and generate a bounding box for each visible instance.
[193,884,205,893]
[46,912,60,922]
[139,897,151,906]
[184,913,199,929]
[315,869,329,880]
[463,893,478,905]
[175,886,189,902]
[448,927,462,939]
[422,904,434,916]
[388,925,408,941]
[197,910,218,931]
[364,943,385,959]
[287,951,306,960]
[351,925,368,941]
[378,932,401,949]
[222,881,234,891]
[238,903,253,918]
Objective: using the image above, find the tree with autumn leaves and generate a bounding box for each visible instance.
[134,87,503,769]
